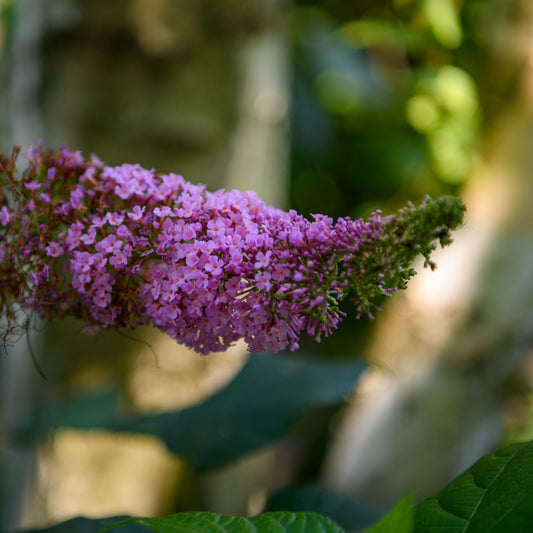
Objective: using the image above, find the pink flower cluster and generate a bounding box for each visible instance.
[0,145,464,354]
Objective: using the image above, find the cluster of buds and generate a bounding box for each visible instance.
[0,144,465,354]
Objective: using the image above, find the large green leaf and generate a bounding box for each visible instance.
[414,440,533,532]
[22,354,365,471]
[100,511,345,533]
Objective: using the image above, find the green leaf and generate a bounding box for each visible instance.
[100,511,345,533]
[365,494,413,533]
[21,354,365,471]
[264,484,384,532]
[414,440,533,532]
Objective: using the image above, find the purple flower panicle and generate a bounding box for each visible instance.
[0,145,465,354]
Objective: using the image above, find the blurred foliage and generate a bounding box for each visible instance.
[289,0,485,221]
[19,354,366,472]
[288,0,489,356]
[0,0,13,53]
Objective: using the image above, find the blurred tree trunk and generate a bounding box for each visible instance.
[1,0,289,528]
[322,0,533,507]
[1,1,48,530]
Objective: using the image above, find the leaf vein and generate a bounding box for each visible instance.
[460,447,522,531]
